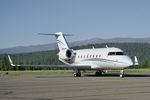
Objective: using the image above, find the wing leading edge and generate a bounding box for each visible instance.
[8,55,91,70]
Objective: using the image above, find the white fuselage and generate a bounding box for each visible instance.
[42,32,134,70]
[62,47,133,69]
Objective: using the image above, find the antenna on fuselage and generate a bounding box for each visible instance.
[92,46,95,49]
[106,45,108,48]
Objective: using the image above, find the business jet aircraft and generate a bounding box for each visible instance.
[8,32,139,78]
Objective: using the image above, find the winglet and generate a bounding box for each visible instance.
[134,56,139,66]
[8,55,15,66]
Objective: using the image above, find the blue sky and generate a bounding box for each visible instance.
[0,0,150,49]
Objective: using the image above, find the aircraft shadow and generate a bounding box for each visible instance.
[84,73,150,77]
[36,73,150,78]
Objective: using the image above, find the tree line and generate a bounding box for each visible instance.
[0,43,150,71]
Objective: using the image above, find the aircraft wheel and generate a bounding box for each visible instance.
[120,70,124,78]
[74,71,81,77]
[95,70,103,76]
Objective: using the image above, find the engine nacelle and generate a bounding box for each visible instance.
[58,49,74,60]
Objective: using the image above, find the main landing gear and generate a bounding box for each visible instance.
[95,70,125,78]
[73,69,125,78]
[95,70,103,76]
[73,70,81,77]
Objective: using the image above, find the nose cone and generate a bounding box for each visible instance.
[127,59,133,67]
[124,56,133,67]
[116,56,133,68]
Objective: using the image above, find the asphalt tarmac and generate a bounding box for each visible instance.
[1,73,150,100]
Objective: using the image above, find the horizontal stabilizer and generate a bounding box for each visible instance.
[37,32,73,36]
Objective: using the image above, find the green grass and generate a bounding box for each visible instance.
[1,69,150,76]
[125,68,150,73]
[0,70,74,76]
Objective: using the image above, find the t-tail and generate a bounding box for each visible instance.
[38,32,71,51]
[55,32,70,51]
[38,32,75,64]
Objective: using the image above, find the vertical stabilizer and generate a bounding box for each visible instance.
[38,32,71,51]
[55,32,69,51]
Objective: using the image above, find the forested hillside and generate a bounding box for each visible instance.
[0,43,150,70]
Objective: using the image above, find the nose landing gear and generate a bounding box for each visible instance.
[120,70,124,78]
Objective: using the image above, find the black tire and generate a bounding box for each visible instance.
[74,72,81,77]
[95,70,102,76]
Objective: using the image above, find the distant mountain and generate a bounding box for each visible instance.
[0,37,150,54]
[0,44,57,54]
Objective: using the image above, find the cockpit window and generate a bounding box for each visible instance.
[108,52,125,56]
[116,52,124,55]
[108,52,116,55]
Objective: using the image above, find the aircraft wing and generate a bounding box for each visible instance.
[8,55,91,70]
